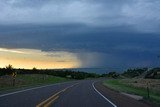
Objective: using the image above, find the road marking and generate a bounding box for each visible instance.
[0,81,76,98]
[92,82,117,107]
[44,96,59,107]
[36,91,62,107]
[36,83,78,107]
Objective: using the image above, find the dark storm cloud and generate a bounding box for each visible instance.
[1,24,159,52]
[0,24,160,69]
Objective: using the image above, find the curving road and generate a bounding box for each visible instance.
[0,80,115,107]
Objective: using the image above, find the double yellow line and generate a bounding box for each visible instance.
[36,83,78,107]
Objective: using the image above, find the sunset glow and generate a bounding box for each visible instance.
[0,48,81,69]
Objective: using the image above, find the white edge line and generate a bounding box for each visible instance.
[92,82,117,107]
[0,81,74,98]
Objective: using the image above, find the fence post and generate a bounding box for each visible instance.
[147,82,150,98]
[12,72,17,86]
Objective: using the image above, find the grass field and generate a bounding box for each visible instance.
[0,74,70,92]
[103,79,160,105]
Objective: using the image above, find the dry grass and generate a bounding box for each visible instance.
[122,79,160,92]
[0,75,24,87]
[0,74,69,91]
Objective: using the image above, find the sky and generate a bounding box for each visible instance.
[0,0,160,71]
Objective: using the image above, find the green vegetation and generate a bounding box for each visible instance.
[0,74,69,92]
[0,65,100,79]
[101,71,120,78]
[101,67,160,79]
[122,68,147,78]
[103,79,160,105]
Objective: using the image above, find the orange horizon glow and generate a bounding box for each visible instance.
[0,48,81,69]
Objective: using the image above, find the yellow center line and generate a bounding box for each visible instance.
[36,83,79,107]
[36,91,61,107]
[44,96,59,107]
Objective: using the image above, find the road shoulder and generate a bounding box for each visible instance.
[94,81,154,107]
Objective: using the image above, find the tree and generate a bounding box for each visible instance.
[32,67,37,71]
[5,64,14,75]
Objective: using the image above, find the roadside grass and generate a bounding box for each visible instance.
[103,79,160,105]
[0,74,70,92]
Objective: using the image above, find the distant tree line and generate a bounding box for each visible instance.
[1,65,160,79]
[122,68,147,78]
[0,65,100,79]
[101,67,160,79]
[101,71,120,78]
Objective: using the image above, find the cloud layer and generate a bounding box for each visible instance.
[0,0,160,32]
[0,0,160,71]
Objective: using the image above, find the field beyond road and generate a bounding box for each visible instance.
[103,79,160,106]
[0,74,70,92]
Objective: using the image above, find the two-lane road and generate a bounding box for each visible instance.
[0,80,116,107]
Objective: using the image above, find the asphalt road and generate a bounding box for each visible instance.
[0,80,115,107]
